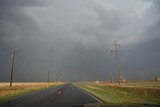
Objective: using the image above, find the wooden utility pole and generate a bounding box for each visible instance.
[56,75,58,82]
[48,70,49,83]
[110,73,113,83]
[10,49,16,87]
[111,40,122,86]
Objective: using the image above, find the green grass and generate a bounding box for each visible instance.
[75,82,160,105]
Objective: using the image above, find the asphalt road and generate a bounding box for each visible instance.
[0,83,101,107]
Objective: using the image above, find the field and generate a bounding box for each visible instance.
[0,82,63,101]
[89,81,160,89]
[75,81,160,106]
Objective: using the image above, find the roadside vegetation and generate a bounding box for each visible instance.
[0,82,64,101]
[75,81,160,106]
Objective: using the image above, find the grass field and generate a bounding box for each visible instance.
[75,81,160,105]
[95,81,160,89]
[0,82,64,101]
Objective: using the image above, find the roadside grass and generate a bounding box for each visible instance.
[75,82,160,105]
[0,82,64,101]
[99,81,160,89]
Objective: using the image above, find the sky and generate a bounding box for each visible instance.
[0,0,160,82]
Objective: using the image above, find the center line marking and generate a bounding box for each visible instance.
[58,91,61,94]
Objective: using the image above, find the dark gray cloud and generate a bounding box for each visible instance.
[74,1,126,49]
[0,0,160,82]
[0,0,50,7]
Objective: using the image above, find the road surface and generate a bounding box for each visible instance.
[0,83,101,107]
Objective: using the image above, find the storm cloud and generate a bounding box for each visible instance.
[0,0,160,82]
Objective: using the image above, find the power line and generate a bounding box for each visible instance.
[0,42,54,83]
[111,40,122,86]
[0,45,12,54]
[0,44,50,76]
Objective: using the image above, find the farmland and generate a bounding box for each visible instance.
[0,82,63,101]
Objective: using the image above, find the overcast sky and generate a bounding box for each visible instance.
[0,0,160,82]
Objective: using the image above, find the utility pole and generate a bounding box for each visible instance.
[111,40,122,86]
[10,49,16,87]
[110,73,113,83]
[56,75,58,82]
[48,70,49,83]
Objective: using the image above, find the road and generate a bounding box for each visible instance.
[0,83,101,107]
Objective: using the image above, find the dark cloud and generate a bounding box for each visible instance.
[75,1,125,49]
[0,0,53,44]
[0,0,51,7]
[0,0,160,82]
[145,0,160,40]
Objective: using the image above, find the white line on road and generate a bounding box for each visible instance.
[58,91,61,94]
[78,87,103,103]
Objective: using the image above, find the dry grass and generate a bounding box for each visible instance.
[88,81,160,89]
[0,82,64,101]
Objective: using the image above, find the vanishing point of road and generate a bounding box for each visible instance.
[0,83,102,107]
